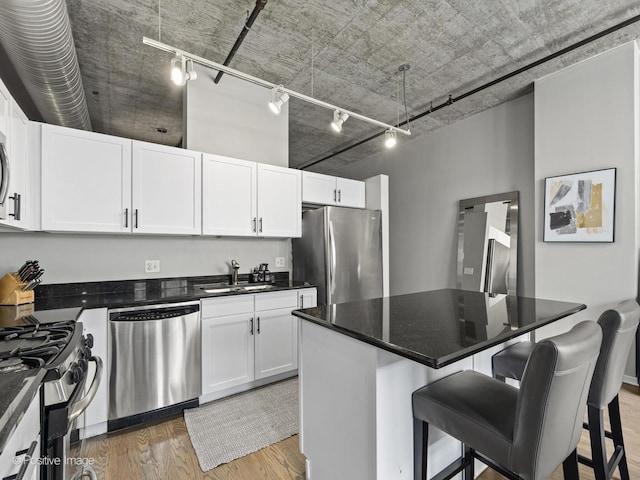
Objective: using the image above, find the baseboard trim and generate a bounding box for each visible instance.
[623,375,638,386]
[199,370,298,405]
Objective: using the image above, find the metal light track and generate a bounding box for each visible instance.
[143,36,411,137]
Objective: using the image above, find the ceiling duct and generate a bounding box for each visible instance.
[0,0,91,130]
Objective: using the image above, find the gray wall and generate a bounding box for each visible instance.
[185,65,289,167]
[327,93,535,297]
[0,233,291,283]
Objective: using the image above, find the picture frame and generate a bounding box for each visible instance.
[543,168,616,243]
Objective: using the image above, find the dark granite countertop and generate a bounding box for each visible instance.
[33,273,313,311]
[292,288,586,368]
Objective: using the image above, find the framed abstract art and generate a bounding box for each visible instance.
[543,168,616,242]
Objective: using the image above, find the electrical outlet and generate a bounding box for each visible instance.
[145,260,160,273]
[463,267,474,275]
[275,257,285,268]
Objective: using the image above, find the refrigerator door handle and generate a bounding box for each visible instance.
[328,220,336,300]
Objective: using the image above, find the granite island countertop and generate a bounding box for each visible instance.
[292,288,586,368]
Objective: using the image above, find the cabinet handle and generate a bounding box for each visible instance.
[124,208,129,228]
[7,440,37,480]
[333,189,337,202]
[257,316,260,334]
[259,217,263,233]
[252,217,257,232]
[300,296,304,308]
[134,209,139,228]
[250,317,254,335]
[338,190,341,202]
[8,193,20,221]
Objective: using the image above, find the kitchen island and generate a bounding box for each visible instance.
[292,289,585,480]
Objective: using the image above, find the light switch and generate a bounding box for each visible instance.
[463,267,474,275]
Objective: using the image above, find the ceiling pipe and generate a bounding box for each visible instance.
[301,11,640,170]
[0,0,91,130]
[214,0,267,84]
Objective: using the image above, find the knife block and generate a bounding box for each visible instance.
[0,273,34,305]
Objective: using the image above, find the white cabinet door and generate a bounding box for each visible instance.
[202,313,255,394]
[302,171,337,205]
[336,177,366,208]
[301,171,365,209]
[0,100,28,228]
[254,306,298,379]
[77,308,108,439]
[257,163,301,237]
[202,154,257,236]
[0,80,9,139]
[298,288,317,309]
[132,141,202,235]
[41,125,132,232]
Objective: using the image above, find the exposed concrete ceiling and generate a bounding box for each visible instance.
[64,0,640,173]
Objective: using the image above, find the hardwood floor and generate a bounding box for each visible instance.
[85,385,640,479]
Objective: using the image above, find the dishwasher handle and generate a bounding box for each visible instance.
[109,303,200,321]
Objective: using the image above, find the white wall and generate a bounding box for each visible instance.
[184,66,288,167]
[0,232,291,284]
[533,42,640,380]
[327,94,535,297]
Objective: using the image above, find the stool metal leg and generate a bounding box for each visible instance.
[562,449,579,480]
[414,418,428,480]
[588,405,608,480]
[462,445,475,480]
[609,395,630,480]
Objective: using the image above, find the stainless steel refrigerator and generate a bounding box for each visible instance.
[293,206,383,305]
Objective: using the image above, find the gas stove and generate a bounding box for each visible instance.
[0,307,102,480]
[0,319,76,373]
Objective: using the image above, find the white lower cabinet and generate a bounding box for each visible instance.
[201,289,304,397]
[201,296,255,393]
[0,387,40,480]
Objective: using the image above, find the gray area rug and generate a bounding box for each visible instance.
[184,378,299,472]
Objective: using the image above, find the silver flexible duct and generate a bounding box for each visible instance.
[0,0,91,130]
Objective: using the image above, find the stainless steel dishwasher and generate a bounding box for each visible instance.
[108,301,201,430]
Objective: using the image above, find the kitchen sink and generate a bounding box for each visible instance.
[196,283,276,294]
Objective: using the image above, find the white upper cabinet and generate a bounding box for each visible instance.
[202,155,301,238]
[132,141,202,235]
[0,80,9,139]
[5,100,28,228]
[202,154,257,236]
[302,171,365,208]
[336,177,366,208]
[257,163,301,237]
[41,124,132,233]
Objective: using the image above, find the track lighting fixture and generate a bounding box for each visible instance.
[331,111,349,133]
[384,129,397,149]
[269,87,290,114]
[145,37,411,144]
[170,55,196,86]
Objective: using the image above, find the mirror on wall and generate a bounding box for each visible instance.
[456,191,519,296]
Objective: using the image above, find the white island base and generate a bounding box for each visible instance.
[299,321,527,480]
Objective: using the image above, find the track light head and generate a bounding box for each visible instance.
[186,59,197,81]
[171,55,185,85]
[331,110,349,132]
[384,129,397,149]
[269,87,289,114]
[170,55,196,86]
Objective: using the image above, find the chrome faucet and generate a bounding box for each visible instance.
[231,259,240,285]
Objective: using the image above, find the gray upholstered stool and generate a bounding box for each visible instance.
[413,321,602,480]
[492,299,640,480]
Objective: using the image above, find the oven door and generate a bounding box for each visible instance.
[0,141,10,220]
[44,356,103,480]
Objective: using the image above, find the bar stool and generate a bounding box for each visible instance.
[491,300,640,480]
[413,321,602,480]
